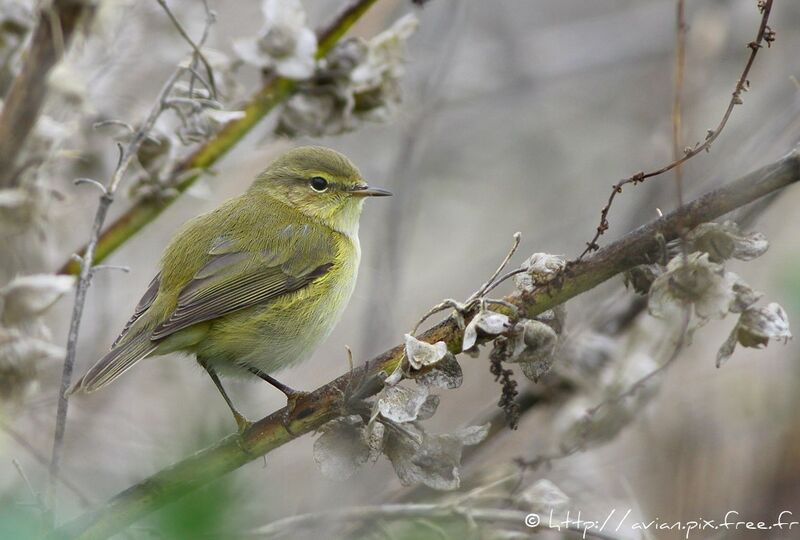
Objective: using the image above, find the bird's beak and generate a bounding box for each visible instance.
[350,184,393,197]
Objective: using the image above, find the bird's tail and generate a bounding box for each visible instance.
[69,333,157,394]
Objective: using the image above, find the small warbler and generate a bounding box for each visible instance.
[71,146,390,430]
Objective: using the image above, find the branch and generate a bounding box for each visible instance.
[51,150,800,540]
[0,0,89,188]
[671,0,686,211]
[57,0,380,275]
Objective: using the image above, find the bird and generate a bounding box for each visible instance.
[70,146,391,431]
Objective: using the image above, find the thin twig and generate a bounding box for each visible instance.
[482,267,528,297]
[46,67,185,516]
[156,0,217,100]
[469,232,522,303]
[672,0,687,215]
[245,503,621,540]
[50,151,800,540]
[411,233,522,335]
[0,419,91,506]
[448,471,522,507]
[515,446,582,472]
[13,459,44,511]
[577,0,775,260]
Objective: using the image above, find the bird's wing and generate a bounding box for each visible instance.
[150,229,336,340]
[71,218,337,395]
[112,273,161,347]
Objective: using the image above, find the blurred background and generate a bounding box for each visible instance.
[2,0,800,538]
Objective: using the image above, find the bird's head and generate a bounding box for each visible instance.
[250,146,391,236]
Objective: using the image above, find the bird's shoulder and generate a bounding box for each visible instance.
[209,198,346,269]
[158,196,351,292]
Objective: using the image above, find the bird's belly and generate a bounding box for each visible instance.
[196,267,356,377]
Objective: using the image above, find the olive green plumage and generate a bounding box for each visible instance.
[72,146,390,399]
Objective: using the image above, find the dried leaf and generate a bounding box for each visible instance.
[0,327,63,403]
[377,383,429,423]
[729,279,763,314]
[384,422,488,491]
[718,302,792,366]
[313,415,370,480]
[462,310,511,351]
[417,394,440,421]
[649,252,737,322]
[275,14,418,137]
[0,274,74,325]
[624,263,663,295]
[535,305,567,336]
[462,320,478,352]
[508,320,558,382]
[233,0,317,79]
[413,353,463,389]
[350,13,418,92]
[384,362,404,386]
[204,109,246,125]
[453,423,490,445]
[514,253,566,292]
[738,302,791,347]
[384,425,459,490]
[686,221,768,262]
[716,326,739,367]
[404,333,447,370]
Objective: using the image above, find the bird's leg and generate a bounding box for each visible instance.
[247,367,301,396]
[248,367,309,433]
[199,360,252,433]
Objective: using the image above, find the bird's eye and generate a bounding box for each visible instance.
[310,176,328,192]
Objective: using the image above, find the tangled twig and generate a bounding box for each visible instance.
[411,232,522,336]
[577,0,775,260]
